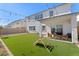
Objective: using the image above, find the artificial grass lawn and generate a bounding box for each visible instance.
[2,33,79,56]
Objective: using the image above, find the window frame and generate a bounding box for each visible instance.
[42,26,46,31]
[49,10,53,16]
[29,26,36,31]
[51,25,63,35]
[35,13,43,20]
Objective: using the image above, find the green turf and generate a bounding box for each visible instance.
[2,33,79,56]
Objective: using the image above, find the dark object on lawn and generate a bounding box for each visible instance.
[46,45,54,52]
[35,43,54,52]
[22,53,26,56]
[36,43,45,48]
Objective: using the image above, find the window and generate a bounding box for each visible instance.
[51,28,55,34]
[35,16,39,20]
[42,26,46,31]
[39,14,43,19]
[56,25,63,35]
[51,25,63,35]
[29,26,36,31]
[35,13,43,20]
[56,25,62,33]
[49,11,53,16]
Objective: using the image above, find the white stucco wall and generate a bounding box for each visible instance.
[26,20,41,33]
[41,3,72,19]
[54,4,71,16]
[63,20,71,34]
[42,10,50,19]
[26,20,50,37]
[24,4,72,21]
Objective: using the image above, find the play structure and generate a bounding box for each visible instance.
[34,36,54,53]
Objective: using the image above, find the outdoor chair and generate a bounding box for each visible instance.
[61,35,69,41]
[48,33,52,38]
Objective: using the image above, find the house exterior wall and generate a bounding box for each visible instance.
[63,22,71,35]
[40,15,71,35]
[53,3,71,16]
[34,3,71,20]
[26,20,42,34]
[42,10,50,19]
[26,20,51,37]
[30,3,72,20]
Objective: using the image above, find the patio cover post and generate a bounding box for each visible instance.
[71,14,78,43]
[39,24,42,37]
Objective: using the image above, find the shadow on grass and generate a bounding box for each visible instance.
[35,43,54,52]
[1,37,8,39]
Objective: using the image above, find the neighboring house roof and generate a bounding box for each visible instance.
[6,19,24,26]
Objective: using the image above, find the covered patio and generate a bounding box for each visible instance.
[40,13,79,43]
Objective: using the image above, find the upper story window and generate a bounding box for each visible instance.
[49,11,53,16]
[35,13,43,20]
[39,13,43,19]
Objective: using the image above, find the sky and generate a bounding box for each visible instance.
[0,3,79,26]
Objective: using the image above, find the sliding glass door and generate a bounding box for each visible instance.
[51,25,63,35]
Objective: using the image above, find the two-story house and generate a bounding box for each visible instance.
[26,3,79,43]
[6,3,79,43]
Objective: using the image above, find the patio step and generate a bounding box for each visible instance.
[75,43,79,48]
